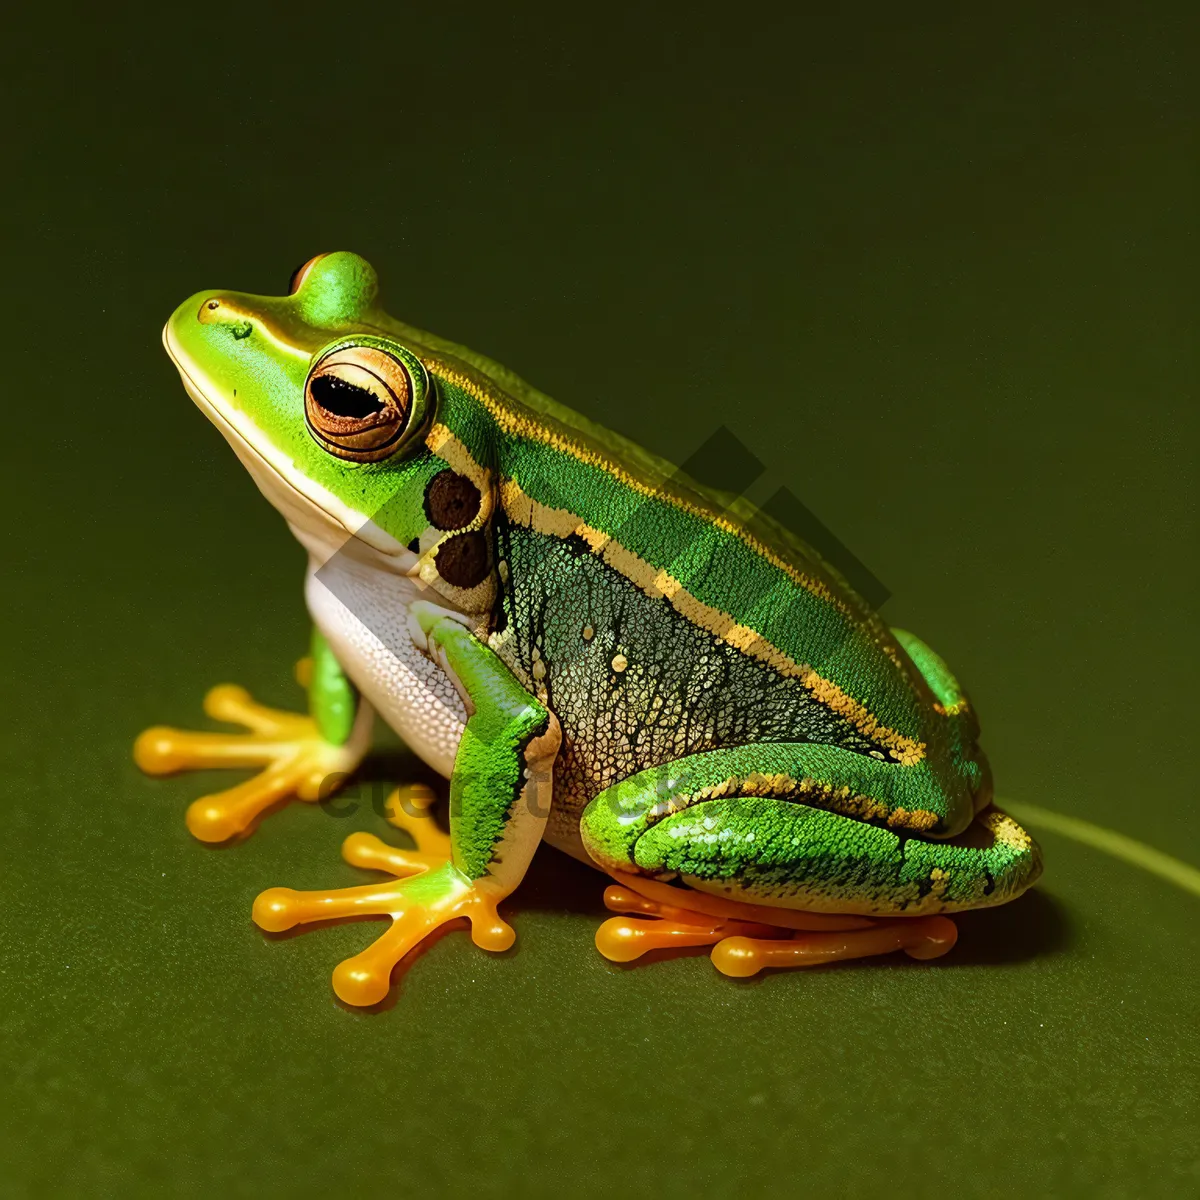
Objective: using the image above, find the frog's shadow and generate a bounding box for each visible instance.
[941,887,1073,966]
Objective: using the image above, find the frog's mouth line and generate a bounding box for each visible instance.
[162,323,406,559]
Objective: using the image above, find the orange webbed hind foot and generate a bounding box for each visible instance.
[595,875,958,975]
[710,916,958,977]
[595,885,787,962]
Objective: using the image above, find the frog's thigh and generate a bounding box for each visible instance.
[580,753,1040,917]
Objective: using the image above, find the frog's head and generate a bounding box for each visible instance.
[163,252,447,561]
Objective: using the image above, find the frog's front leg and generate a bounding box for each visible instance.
[251,602,561,1007]
[581,744,1039,977]
[133,629,373,842]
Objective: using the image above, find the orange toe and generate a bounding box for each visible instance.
[710,916,960,977]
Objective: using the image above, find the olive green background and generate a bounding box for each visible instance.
[3,5,1196,1197]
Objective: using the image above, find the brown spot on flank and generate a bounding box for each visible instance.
[435,531,490,588]
[425,469,482,531]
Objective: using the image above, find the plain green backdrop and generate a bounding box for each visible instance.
[2,4,1196,1197]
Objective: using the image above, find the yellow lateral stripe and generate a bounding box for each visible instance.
[499,477,924,764]
[425,422,492,494]
[1003,800,1200,899]
[426,359,847,611]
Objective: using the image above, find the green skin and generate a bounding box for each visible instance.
[162,251,1041,922]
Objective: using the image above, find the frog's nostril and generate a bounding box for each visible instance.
[196,298,253,340]
[197,297,224,323]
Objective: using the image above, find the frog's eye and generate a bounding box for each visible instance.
[304,344,413,462]
[288,254,327,295]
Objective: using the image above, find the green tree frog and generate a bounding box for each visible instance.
[136,252,1041,1006]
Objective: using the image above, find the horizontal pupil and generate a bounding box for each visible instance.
[312,373,385,420]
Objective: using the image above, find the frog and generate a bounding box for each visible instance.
[135,251,1042,1007]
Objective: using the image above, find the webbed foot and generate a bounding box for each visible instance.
[709,916,957,976]
[596,875,957,976]
[134,673,370,842]
[252,787,510,1006]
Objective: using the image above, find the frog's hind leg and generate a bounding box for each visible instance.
[581,744,1041,976]
[133,628,372,842]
